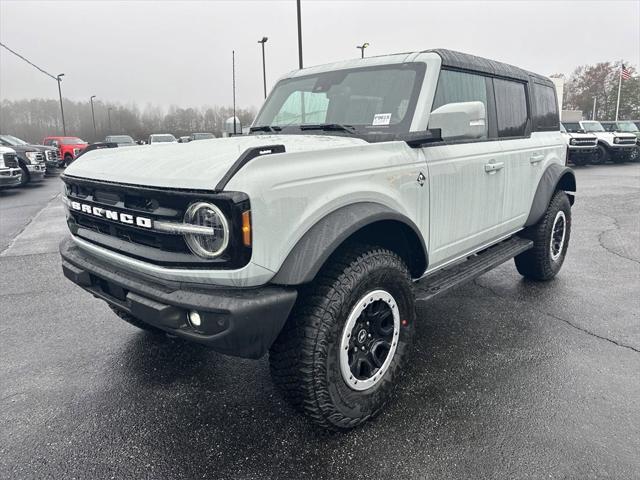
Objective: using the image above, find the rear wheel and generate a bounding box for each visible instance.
[515,190,571,281]
[269,244,415,430]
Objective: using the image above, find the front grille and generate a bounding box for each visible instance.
[616,138,636,145]
[3,153,18,168]
[572,138,597,146]
[45,150,59,162]
[62,176,251,269]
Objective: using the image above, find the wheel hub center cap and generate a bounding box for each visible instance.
[357,329,368,344]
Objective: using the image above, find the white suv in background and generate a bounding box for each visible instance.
[560,123,598,166]
[566,120,637,164]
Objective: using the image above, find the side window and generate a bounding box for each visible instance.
[532,83,559,131]
[43,139,52,146]
[494,78,529,138]
[431,69,488,139]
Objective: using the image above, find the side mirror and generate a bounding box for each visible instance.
[428,101,487,141]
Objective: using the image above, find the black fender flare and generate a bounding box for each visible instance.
[270,202,428,285]
[525,163,576,227]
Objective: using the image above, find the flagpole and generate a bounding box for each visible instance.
[615,62,623,121]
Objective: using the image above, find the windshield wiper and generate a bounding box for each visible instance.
[249,125,282,133]
[299,123,356,134]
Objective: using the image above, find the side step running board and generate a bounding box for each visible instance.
[414,237,533,303]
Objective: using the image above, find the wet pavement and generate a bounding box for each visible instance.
[1,164,638,479]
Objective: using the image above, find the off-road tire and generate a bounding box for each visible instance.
[109,305,165,334]
[515,190,571,281]
[269,244,416,431]
[593,144,609,164]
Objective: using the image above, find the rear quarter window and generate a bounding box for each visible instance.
[532,83,559,131]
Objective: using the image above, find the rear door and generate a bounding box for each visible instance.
[423,69,508,268]
[493,77,539,230]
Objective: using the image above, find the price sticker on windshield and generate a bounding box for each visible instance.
[372,113,392,126]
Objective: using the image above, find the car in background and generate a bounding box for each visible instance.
[148,134,177,144]
[560,123,598,166]
[564,121,636,164]
[0,134,50,185]
[0,146,22,189]
[105,135,136,146]
[43,136,88,167]
[600,121,640,161]
[189,132,215,141]
[177,136,191,143]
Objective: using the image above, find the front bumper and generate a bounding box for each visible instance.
[26,163,46,181]
[610,145,636,158]
[568,146,598,162]
[60,237,298,359]
[0,168,22,188]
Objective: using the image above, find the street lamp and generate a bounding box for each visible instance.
[356,43,370,59]
[258,37,268,98]
[90,95,97,139]
[108,107,113,132]
[57,73,66,135]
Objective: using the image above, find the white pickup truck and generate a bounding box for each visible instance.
[60,49,575,430]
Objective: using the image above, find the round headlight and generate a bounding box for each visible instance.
[569,138,577,145]
[613,137,620,144]
[183,202,229,258]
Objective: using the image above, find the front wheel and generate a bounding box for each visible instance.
[19,164,30,186]
[269,244,415,431]
[515,190,571,281]
[593,145,609,164]
[64,154,73,167]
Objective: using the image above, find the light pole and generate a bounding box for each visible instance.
[232,50,237,135]
[258,37,268,98]
[296,0,303,69]
[356,42,370,59]
[108,107,113,132]
[592,96,597,120]
[57,73,66,135]
[90,95,97,139]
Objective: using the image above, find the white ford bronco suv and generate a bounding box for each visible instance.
[60,49,575,430]
[560,123,598,166]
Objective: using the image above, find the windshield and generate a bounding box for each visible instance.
[616,121,639,133]
[253,63,425,135]
[106,135,135,143]
[150,135,176,143]
[61,137,86,145]
[562,123,582,133]
[581,122,605,132]
[0,135,28,146]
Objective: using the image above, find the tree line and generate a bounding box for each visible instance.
[0,99,257,144]
[562,61,639,120]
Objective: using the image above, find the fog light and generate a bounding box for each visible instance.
[188,310,202,327]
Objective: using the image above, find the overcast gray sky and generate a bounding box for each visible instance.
[1,0,638,111]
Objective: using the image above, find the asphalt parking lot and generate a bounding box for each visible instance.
[1,164,639,480]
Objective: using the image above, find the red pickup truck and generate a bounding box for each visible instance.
[43,136,88,167]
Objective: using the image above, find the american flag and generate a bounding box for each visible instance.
[621,64,632,80]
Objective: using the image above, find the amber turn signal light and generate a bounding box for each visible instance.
[242,210,252,246]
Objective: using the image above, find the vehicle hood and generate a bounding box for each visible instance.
[592,132,636,140]
[562,132,597,140]
[5,144,55,154]
[0,146,16,155]
[64,134,369,190]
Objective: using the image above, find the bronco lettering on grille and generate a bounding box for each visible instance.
[69,201,153,229]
